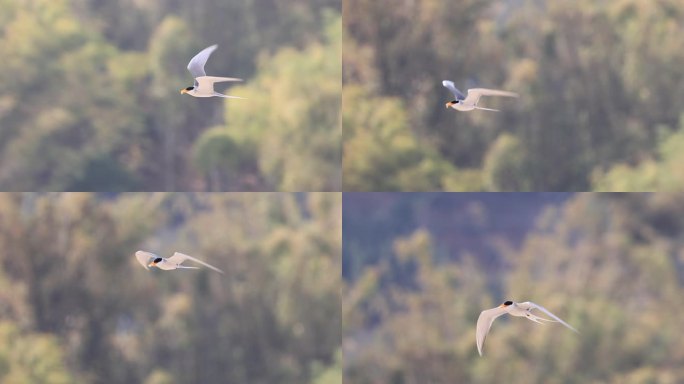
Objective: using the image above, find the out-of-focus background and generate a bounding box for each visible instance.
[0,0,341,192]
[343,0,684,192]
[0,193,341,384]
[343,193,684,383]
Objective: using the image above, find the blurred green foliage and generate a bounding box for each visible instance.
[219,13,342,191]
[0,192,341,384]
[343,85,463,191]
[343,0,684,191]
[592,119,684,191]
[0,0,340,191]
[343,193,684,383]
[0,321,73,384]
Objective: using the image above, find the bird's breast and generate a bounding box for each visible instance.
[188,90,214,98]
[450,103,474,111]
[508,308,528,317]
[156,261,176,270]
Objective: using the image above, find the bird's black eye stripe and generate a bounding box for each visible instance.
[503,300,513,306]
[153,258,162,263]
[185,86,194,91]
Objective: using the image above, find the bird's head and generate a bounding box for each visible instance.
[445,100,459,109]
[180,86,194,94]
[499,300,513,308]
[148,257,163,267]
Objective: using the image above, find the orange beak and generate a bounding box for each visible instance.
[148,262,156,267]
[180,89,187,94]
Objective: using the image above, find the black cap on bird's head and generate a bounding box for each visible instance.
[149,257,163,267]
[445,100,460,108]
[503,300,513,306]
[180,86,194,94]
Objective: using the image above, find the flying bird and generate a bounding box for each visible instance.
[180,44,245,99]
[135,251,224,274]
[443,80,518,112]
[476,300,578,356]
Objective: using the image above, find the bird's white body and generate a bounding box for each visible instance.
[475,300,578,356]
[501,302,535,317]
[184,91,213,98]
[151,257,189,270]
[442,80,518,112]
[181,45,244,99]
[185,76,244,98]
[135,251,224,274]
[448,103,477,112]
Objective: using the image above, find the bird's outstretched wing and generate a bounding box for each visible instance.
[473,106,500,112]
[476,306,509,356]
[167,252,224,274]
[464,88,519,106]
[518,302,578,333]
[212,92,247,99]
[135,251,157,270]
[200,76,243,83]
[442,80,466,100]
[187,44,218,79]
